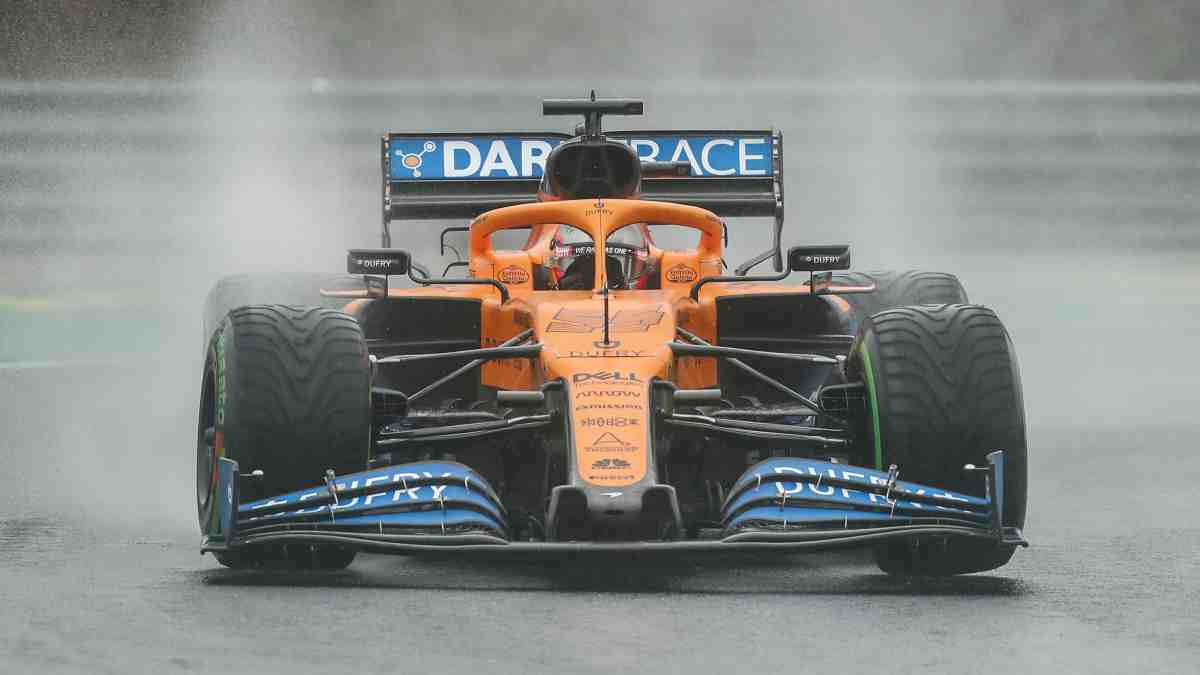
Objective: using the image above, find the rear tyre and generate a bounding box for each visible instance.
[833,270,967,319]
[197,304,371,570]
[847,304,1027,575]
[202,273,367,343]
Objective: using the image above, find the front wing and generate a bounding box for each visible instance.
[202,454,1027,560]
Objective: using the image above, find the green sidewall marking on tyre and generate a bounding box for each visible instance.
[208,329,227,535]
[214,330,226,427]
[858,341,884,471]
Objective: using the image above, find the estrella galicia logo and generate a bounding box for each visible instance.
[592,458,631,470]
[394,140,437,177]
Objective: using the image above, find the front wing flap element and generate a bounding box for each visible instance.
[201,461,509,554]
[721,457,991,531]
[203,454,1026,558]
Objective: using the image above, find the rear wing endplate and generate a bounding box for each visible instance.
[381,130,784,261]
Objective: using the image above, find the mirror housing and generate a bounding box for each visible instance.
[347,249,411,298]
[788,245,851,272]
[347,249,411,276]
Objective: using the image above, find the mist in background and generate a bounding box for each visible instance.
[2,1,1199,532]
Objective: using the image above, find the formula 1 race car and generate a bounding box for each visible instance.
[197,95,1028,575]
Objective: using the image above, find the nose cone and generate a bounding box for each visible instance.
[534,294,683,540]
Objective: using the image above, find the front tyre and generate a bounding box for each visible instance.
[197,304,371,570]
[847,304,1027,575]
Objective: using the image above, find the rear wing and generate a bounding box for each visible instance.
[381,130,784,256]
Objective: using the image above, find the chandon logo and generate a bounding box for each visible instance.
[498,266,530,284]
[665,264,697,283]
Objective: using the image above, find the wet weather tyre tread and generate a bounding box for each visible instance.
[832,270,967,318]
[206,304,370,571]
[849,304,1027,576]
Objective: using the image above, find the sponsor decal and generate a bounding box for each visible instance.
[547,307,664,333]
[611,135,772,177]
[591,458,631,470]
[388,134,772,181]
[803,255,844,265]
[498,265,530,285]
[579,433,642,486]
[348,252,409,276]
[354,258,392,271]
[575,389,642,398]
[496,358,529,372]
[609,309,664,332]
[771,466,971,508]
[579,417,641,428]
[552,244,647,258]
[244,470,465,520]
[393,140,437,177]
[592,432,626,445]
[572,371,642,385]
[484,336,530,372]
[665,264,697,283]
[389,137,560,180]
[587,460,634,481]
[546,308,600,333]
[566,349,649,358]
[573,403,644,411]
[581,432,637,454]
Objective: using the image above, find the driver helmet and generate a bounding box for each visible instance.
[547,224,654,290]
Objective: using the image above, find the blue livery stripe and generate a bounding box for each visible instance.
[726,457,988,509]
[724,506,981,532]
[387,133,773,180]
[722,482,990,524]
[309,509,507,534]
[240,460,504,516]
[239,484,505,527]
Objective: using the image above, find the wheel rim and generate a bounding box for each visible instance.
[196,367,217,517]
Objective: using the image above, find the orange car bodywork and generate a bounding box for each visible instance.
[348,198,829,489]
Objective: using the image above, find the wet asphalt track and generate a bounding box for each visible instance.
[3,82,1200,672]
[2,390,1198,673]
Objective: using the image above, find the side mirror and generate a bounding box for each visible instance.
[347,249,411,276]
[347,249,411,298]
[787,245,850,272]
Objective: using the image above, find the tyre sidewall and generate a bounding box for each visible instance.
[197,319,236,533]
